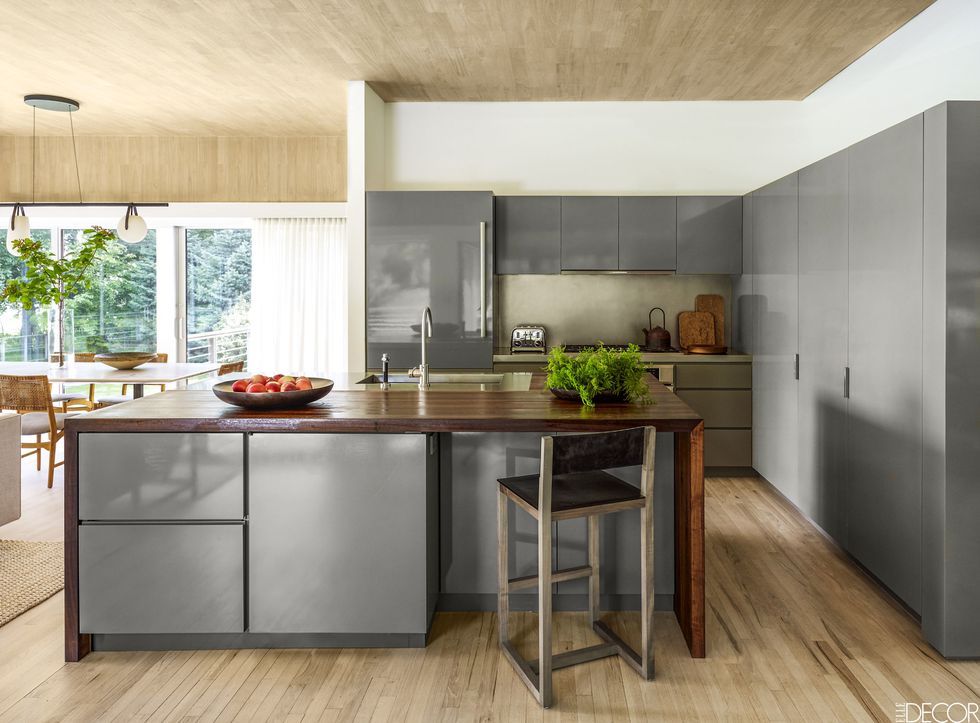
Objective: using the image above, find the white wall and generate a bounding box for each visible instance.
[383,0,980,195]
[346,81,386,372]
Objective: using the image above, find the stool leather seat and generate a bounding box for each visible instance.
[498,471,643,517]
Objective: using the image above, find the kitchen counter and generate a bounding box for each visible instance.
[493,350,752,364]
[64,375,705,662]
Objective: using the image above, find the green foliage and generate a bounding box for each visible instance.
[545,343,652,407]
[64,228,157,352]
[186,229,251,335]
[1,227,113,310]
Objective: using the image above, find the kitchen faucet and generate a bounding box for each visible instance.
[418,306,433,390]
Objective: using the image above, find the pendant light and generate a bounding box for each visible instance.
[6,203,30,255]
[3,95,166,247]
[117,203,148,243]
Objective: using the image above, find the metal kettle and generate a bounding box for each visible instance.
[643,307,671,351]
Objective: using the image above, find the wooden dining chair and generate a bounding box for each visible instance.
[49,352,97,412]
[96,352,169,407]
[217,360,245,376]
[0,374,77,488]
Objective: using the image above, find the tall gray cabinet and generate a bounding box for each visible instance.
[846,115,924,613]
[751,173,798,500]
[738,102,980,656]
[797,150,849,541]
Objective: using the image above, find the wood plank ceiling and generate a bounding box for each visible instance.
[0,0,933,137]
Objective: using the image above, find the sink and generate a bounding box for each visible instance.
[357,373,505,385]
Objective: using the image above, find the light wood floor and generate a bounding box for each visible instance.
[2,457,979,722]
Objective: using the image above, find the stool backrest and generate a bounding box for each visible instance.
[74,352,96,362]
[549,427,649,475]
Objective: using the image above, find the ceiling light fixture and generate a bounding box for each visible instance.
[4,94,167,255]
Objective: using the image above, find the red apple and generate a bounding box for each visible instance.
[272,374,284,381]
[231,379,249,393]
[246,382,267,393]
[296,378,313,391]
[280,375,296,383]
[265,381,281,392]
[250,374,268,384]
[281,381,298,392]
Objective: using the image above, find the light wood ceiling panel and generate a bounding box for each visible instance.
[0,0,933,136]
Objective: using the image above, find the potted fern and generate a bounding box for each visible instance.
[545,343,652,407]
[1,226,115,367]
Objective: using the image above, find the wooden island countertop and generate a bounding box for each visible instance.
[64,376,706,660]
[66,378,702,435]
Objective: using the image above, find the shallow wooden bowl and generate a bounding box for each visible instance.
[685,345,728,355]
[212,377,334,409]
[95,352,157,370]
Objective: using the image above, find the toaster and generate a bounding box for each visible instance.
[511,325,547,353]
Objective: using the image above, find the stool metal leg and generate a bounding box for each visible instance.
[588,515,600,626]
[497,490,509,645]
[537,446,554,708]
[640,427,656,680]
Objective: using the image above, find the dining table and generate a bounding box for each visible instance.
[0,361,222,399]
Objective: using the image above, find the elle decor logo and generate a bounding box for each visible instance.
[896,702,980,723]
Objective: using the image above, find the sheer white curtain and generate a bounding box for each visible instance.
[247,218,348,374]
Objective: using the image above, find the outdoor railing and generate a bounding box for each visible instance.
[186,326,249,365]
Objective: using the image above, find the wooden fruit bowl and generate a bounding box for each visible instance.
[95,352,157,370]
[212,377,334,409]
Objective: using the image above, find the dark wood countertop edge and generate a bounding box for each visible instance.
[66,416,702,434]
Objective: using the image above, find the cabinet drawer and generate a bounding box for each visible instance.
[676,390,751,428]
[79,433,244,520]
[79,523,244,634]
[705,430,752,467]
[675,363,751,389]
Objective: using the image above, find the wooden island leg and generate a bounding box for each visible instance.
[674,422,705,658]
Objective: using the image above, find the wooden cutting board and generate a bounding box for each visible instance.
[695,294,725,345]
[677,311,716,349]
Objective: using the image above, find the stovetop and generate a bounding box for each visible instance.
[561,343,681,354]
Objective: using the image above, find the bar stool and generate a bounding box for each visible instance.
[496,426,656,708]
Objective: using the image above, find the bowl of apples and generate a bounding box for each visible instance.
[212,373,334,409]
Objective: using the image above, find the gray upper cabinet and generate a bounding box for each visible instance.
[560,196,619,271]
[494,196,561,274]
[366,191,493,370]
[618,197,676,271]
[676,196,742,274]
[846,114,924,613]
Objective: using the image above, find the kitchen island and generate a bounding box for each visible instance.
[64,375,705,661]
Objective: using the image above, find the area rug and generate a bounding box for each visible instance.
[0,540,64,627]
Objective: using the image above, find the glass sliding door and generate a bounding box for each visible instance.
[62,228,157,354]
[184,228,251,365]
[0,229,53,361]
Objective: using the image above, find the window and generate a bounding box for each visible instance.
[0,229,53,361]
[62,229,157,354]
[184,228,251,364]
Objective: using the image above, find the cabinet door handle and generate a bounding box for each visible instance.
[794,353,799,380]
[480,221,487,338]
[844,367,850,399]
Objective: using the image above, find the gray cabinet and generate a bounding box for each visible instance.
[366,191,493,370]
[846,115,923,612]
[79,523,244,634]
[78,433,244,521]
[752,174,798,499]
[560,196,619,271]
[676,196,742,274]
[618,197,676,271]
[798,150,849,540]
[732,194,756,354]
[495,196,561,274]
[248,433,437,634]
